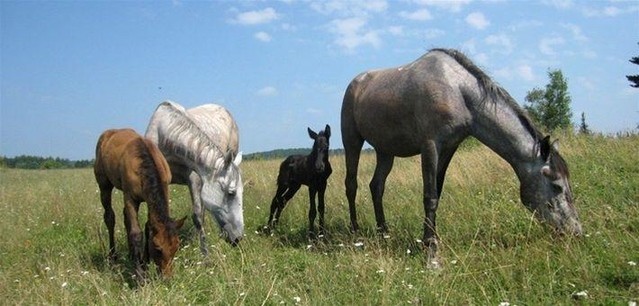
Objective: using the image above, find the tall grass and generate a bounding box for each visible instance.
[0,134,637,305]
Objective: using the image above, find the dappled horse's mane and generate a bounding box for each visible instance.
[157,103,225,169]
[133,138,171,225]
[430,48,543,142]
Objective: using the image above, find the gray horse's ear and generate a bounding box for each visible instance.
[308,128,318,140]
[324,124,331,138]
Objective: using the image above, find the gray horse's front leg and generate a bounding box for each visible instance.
[421,145,441,269]
[188,171,208,256]
[369,151,395,233]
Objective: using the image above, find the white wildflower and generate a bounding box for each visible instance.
[293,296,301,303]
[61,282,68,288]
[499,303,510,306]
[354,242,364,247]
[450,260,458,265]
[376,269,385,274]
[406,249,411,254]
[44,267,51,272]
[572,290,588,300]
[628,261,637,266]
[81,271,89,276]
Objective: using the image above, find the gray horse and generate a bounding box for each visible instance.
[341,48,582,267]
[146,101,243,255]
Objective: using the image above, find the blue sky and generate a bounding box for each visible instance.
[1,0,638,160]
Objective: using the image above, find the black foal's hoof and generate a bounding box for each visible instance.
[256,225,272,235]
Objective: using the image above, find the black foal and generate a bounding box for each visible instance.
[265,124,332,237]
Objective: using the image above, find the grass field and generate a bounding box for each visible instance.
[1,133,637,305]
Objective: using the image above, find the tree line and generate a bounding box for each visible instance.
[0,155,93,169]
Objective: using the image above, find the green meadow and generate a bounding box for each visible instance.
[1,133,637,305]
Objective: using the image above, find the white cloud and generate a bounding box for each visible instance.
[465,12,490,30]
[329,17,381,52]
[539,36,565,56]
[561,23,587,42]
[517,64,535,81]
[399,8,433,21]
[581,5,638,17]
[422,28,445,39]
[387,26,404,36]
[484,33,514,54]
[414,0,472,12]
[254,31,272,42]
[257,86,278,96]
[541,0,573,9]
[232,7,279,25]
[311,0,387,16]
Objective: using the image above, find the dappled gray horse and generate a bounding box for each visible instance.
[146,101,243,255]
[341,48,582,267]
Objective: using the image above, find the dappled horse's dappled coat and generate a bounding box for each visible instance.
[263,125,332,237]
[146,101,243,255]
[94,128,185,279]
[341,48,582,267]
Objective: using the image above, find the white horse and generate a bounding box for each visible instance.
[146,101,243,255]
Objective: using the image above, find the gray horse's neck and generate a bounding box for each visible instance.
[468,97,539,179]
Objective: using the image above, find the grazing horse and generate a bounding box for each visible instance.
[146,101,244,255]
[94,128,186,278]
[264,125,332,237]
[341,48,582,267]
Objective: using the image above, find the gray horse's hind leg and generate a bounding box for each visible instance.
[188,172,208,256]
[342,119,364,232]
[369,151,395,233]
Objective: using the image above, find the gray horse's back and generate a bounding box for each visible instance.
[342,51,472,157]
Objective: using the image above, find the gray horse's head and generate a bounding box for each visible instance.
[201,152,244,246]
[520,136,582,236]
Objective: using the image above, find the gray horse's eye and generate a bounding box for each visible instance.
[551,184,563,194]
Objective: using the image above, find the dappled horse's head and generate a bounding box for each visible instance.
[308,124,331,173]
[519,136,582,236]
[201,151,244,246]
[145,217,186,277]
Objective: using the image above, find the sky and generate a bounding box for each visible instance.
[1,0,638,160]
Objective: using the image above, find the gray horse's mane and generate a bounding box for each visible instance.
[430,48,543,142]
[157,102,226,169]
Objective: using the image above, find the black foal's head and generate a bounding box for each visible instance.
[308,124,331,173]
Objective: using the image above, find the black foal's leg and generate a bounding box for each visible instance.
[308,186,318,238]
[274,184,301,223]
[317,180,327,236]
[267,184,288,229]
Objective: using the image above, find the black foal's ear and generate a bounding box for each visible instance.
[540,136,552,162]
[308,127,318,140]
[324,124,331,138]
